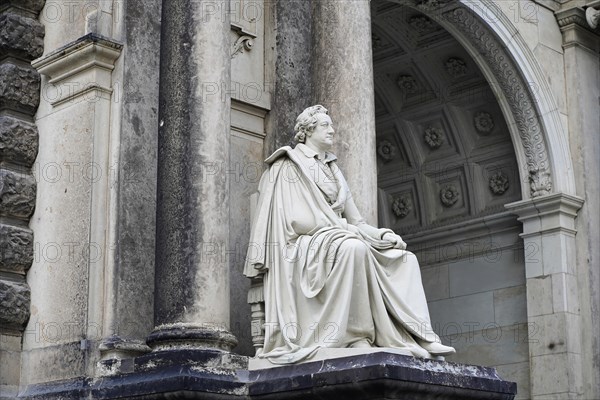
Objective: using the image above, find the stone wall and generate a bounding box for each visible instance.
[0,0,44,398]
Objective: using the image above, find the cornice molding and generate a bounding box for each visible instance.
[556,7,600,52]
[505,192,584,235]
[32,34,123,106]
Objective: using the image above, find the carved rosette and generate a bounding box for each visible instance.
[489,172,509,195]
[408,15,436,34]
[397,75,419,94]
[440,184,459,207]
[377,140,397,161]
[445,57,467,78]
[474,111,494,135]
[424,126,444,149]
[443,7,552,197]
[392,196,412,218]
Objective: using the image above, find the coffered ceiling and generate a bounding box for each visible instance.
[372,1,522,233]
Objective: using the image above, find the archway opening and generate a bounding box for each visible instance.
[371,1,529,397]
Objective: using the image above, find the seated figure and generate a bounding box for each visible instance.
[244,105,455,364]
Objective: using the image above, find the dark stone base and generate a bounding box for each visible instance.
[20,351,516,399]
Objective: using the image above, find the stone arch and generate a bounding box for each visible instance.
[372,2,586,398]
[388,0,576,200]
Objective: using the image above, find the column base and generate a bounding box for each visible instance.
[98,335,151,362]
[146,323,238,352]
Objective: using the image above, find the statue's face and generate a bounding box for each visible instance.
[306,114,335,150]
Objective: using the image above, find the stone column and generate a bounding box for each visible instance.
[556,8,600,399]
[147,0,237,351]
[311,0,378,224]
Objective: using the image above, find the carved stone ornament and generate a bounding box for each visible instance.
[474,111,494,134]
[445,57,467,78]
[231,35,254,58]
[443,6,552,197]
[424,126,444,149]
[392,196,412,218]
[408,15,436,34]
[377,140,397,161]
[529,170,553,198]
[586,6,600,29]
[440,184,459,207]
[489,172,509,195]
[418,0,453,10]
[397,75,419,94]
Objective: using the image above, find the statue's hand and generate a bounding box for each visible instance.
[382,232,407,250]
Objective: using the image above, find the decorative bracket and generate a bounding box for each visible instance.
[231,35,255,58]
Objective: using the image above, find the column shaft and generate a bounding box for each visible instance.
[150,0,236,350]
[311,0,378,224]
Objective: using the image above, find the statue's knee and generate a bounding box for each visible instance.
[403,251,420,267]
[338,238,369,259]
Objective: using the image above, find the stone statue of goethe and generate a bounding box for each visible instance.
[244,105,455,364]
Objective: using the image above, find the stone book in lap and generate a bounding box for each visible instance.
[244,105,455,364]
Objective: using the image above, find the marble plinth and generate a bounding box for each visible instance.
[20,351,516,399]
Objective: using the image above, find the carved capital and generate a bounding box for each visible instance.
[506,193,584,237]
[32,33,123,106]
[556,7,600,52]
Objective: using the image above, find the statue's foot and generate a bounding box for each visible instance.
[410,346,430,359]
[349,339,372,349]
[419,341,455,356]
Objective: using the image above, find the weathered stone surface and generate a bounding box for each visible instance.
[312,0,378,223]
[0,279,30,329]
[153,0,234,347]
[0,116,38,166]
[22,351,517,399]
[0,13,44,61]
[0,168,36,219]
[0,62,40,115]
[265,0,313,154]
[108,0,160,345]
[1,0,46,14]
[0,223,33,274]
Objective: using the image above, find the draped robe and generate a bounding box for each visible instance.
[244,145,441,364]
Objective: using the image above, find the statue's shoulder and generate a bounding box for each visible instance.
[264,146,298,165]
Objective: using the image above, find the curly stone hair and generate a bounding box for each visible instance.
[293,105,329,143]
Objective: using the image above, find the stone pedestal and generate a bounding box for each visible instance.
[311,0,378,224]
[21,352,516,399]
[150,0,236,350]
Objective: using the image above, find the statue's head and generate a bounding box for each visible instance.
[294,105,329,143]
